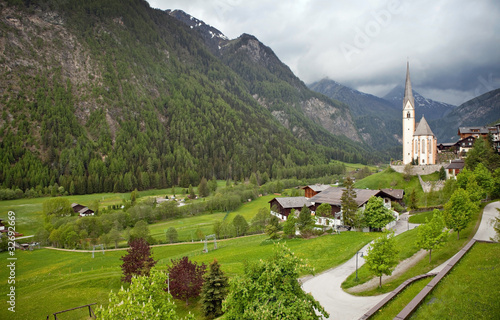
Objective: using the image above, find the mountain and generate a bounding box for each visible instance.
[429,88,500,142]
[0,0,379,195]
[383,85,456,120]
[308,78,402,158]
[168,10,362,144]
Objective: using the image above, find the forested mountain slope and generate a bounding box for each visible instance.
[0,0,379,195]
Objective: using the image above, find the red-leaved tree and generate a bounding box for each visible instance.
[120,238,157,283]
[167,256,206,305]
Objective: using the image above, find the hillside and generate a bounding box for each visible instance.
[0,0,380,195]
[308,78,402,158]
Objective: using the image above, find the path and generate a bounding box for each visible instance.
[303,203,500,319]
[301,213,418,319]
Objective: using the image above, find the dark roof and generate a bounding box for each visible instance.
[380,188,405,200]
[438,142,457,147]
[303,184,331,192]
[458,127,490,135]
[445,159,465,170]
[309,187,379,207]
[270,197,312,209]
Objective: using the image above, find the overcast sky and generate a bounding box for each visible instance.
[147,0,500,105]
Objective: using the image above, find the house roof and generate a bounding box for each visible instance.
[458,127,490,135]
[380,188,405,200]
[445,159,465,170]
[438,142,457,147]
[270,197,312,209]
[413,116,435,137]
[303,184,331,192]
[309,187,379,207]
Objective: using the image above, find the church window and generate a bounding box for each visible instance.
[422,140,426,153]
[407,112,410,118]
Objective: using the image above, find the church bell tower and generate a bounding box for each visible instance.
[402,61,415,165]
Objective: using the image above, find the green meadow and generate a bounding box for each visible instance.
[0,232,377,320]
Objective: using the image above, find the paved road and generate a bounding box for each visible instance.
[301,213,418,320]
[303,203,500,319]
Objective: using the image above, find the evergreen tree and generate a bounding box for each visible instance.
[198,177,209,198]
[297,204,313,232]
[340,177,357,226]
[282,215,297,238]
[201,259,229,319]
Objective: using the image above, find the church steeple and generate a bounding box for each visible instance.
[403,60,414,109]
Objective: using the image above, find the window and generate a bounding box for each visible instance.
[422,139,426,153]
[407,112,410,118]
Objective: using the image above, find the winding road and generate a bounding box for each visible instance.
[301,202,500,320]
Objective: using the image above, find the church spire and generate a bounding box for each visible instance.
[403,60,414,109]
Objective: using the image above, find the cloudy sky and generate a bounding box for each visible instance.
[147,0,500,105]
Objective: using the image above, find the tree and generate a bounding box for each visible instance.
[42,198,72,221]
[365,231,399,288]
[416,210,447,262]
[232,214,249,237]
[208,176,218,193]
[297,204,313,232]
[168,256,206,306]
[492,209,500,242]
[166,227,178,243]
[96,269,194,320]
[201,259,229,319]
[316,203,332,217]
[265,223,279,240]
[340,177,358,226]
[465,136,500,172]
[188,184,195,199]
[108,228,122,249]
[443,188,477,240]
[130,188,139,205]
[120,238,157,283]
[130,219,150,241]
[439,166,446,180]
[198,177,209,198]
[223,243,329,319]
[250,208,269,233]
[406,188,418,210]
[403,163,413,181]
[474,163,493,199]
[363,196,395,231]
[282,215,297,238]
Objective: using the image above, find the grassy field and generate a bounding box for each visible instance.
[0,188,178,236]
[148,194,276,242]
[411,242,500,319]
[343,203,485,296]
[0,231,377,320]
[370,276,433,320]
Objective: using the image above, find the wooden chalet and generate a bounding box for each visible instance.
[269,197,312,220]
[437,142,458,153]
[457,136,476,153]
[302,184,331,198]
[309,187,380,215]
[72,203,95,217]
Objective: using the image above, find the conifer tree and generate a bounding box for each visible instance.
[341,177,358,226]
[201,259,229,319]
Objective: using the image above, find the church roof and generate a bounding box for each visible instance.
[414,116,435,137]
[403,61,414,108]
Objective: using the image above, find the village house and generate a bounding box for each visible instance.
[444,159,465,179]
[302,184,331,198]
[71,203,95,217]
[270,187,404,230]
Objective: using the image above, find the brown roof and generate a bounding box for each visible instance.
[309,187,379,207]
[445,159,465,170]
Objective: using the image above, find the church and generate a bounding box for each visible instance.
[402,62,437,165]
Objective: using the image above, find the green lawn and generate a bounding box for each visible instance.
[411,242,500,319]
[370,276,433,320]
[0,231,377,320]
[408,210,435,224]
[343,203,485,295]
